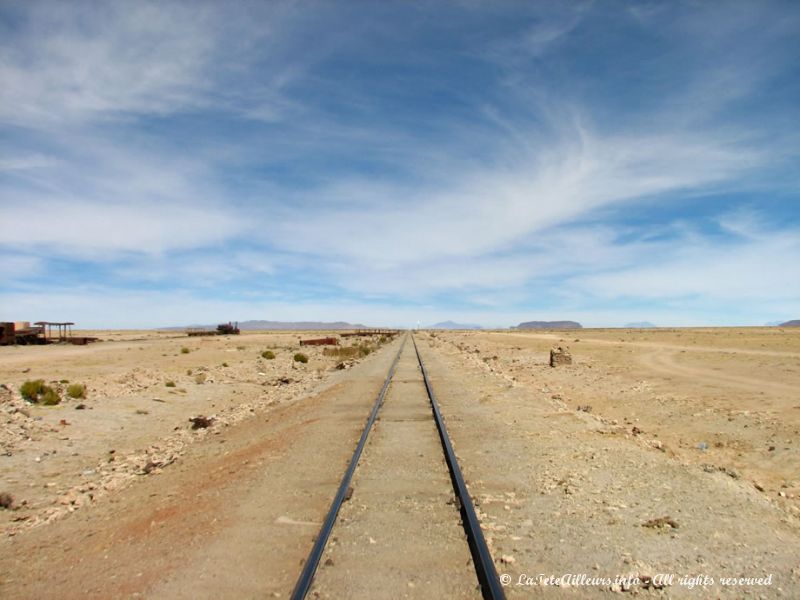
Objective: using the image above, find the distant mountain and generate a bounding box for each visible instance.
[779,320,800,327]
[427,320,483,330]
[765,321,785,326]
[624,321,658,328]
[163,320,367,331]
[515,320,582,330]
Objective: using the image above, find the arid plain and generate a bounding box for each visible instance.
[1,327,799,598]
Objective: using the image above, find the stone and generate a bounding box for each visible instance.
[549,346,572,367]
[189,416,214,429]
[0,491,14,509]
[642,516,679,530]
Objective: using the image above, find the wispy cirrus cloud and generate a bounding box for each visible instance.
[1,1,798,327]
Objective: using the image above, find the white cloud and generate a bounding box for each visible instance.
[1,197,246,258]
[0,254,44,280]
[266,123,762,274]
[1,1,797,327]
[0,126,250,258]
[571,227,800,304]
[0,2,215,125]
[0,154,58,171]
[0,1,316,127]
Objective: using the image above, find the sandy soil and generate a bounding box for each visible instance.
[0,330,381,535]
[442,327,800,507]
[1,327,798,598]
[419,329,800,597]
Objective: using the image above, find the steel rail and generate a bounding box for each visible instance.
[290,333,407,600]
[411,334,507,600]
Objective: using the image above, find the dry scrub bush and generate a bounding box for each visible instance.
[20,379,46,401]
[323,344,372,359]
[293,353,309,363]
[21,380,62,405]
[41,388,61,405]
[66,383,86,399]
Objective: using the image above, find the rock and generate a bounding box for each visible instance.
[550,346,572,367]
[500,554,516,564]
[75,403,86,410]
[642,516,679,530]
[0,492,14,509]
[189,416,214,429]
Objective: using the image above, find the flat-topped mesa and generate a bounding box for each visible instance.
[550,346,572,367]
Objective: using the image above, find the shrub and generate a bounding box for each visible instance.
[261,350,276,360]
[19,380,62,405]
[322,344,372,359]
[194,373,207,384]
[59,379,70,384]
[221,362,229,367]
[41,388,61,405]
[19,379,60,406]
[293,353,309,363]
[20,380,46,402]
[180,347,190,354]
[165,380,176,387]
[186,369,193,375]
[66,383,86,399]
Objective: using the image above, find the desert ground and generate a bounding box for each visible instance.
[1,327,799,598]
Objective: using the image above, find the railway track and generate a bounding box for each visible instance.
[291,332,505,599]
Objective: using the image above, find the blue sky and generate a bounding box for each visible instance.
[1,1,799,328]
